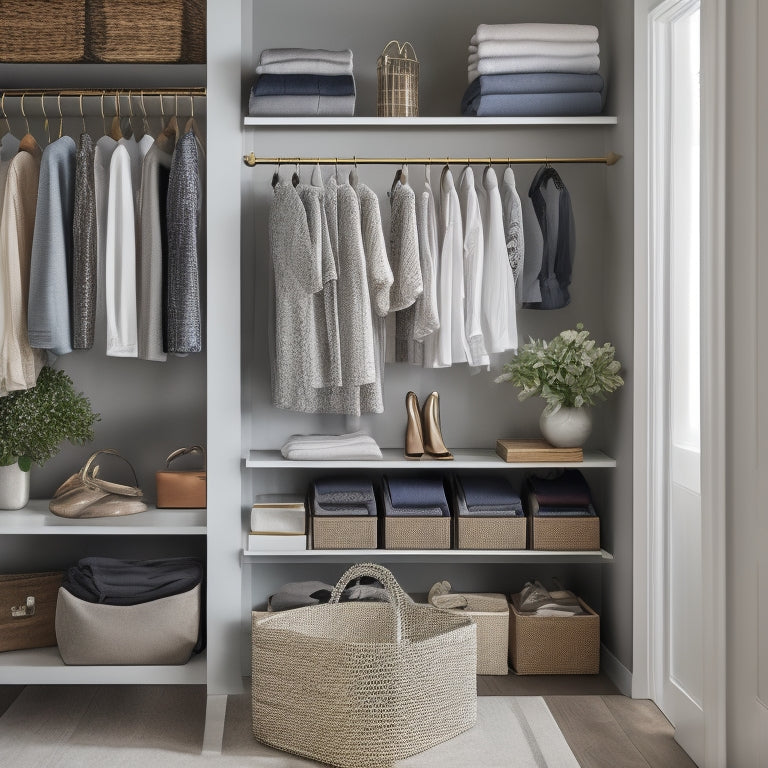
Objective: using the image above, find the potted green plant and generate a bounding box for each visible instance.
[0,366,100,510]
[495,324,624,448]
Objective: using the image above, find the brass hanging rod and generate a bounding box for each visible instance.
[243,151,622,168]
[0,88,206,97]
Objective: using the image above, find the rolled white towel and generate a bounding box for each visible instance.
[471,23,599,44]
[258,47,353,66]
[468,40,599,59]
[468,54,601,83]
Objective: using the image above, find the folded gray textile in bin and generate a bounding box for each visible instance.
[314,476,375,504]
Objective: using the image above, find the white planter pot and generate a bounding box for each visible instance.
[0,462,31,510]
[539,406,593,448]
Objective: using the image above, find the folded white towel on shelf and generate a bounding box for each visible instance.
[468,40,600,59]
[280,431,384,461]
[468,55,601,83]
[471,23,599,45]
[258,47,353,66]
[256,59,353,76]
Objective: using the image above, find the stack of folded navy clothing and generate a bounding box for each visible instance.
[382,476,450,517]
[524,470,596,517]
[310,476,377,517]
[461,23,604,116]
[250,48,356,116]
[454,475,524,517]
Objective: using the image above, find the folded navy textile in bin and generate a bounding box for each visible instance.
[383,476,450,517]
[535,504,596,517]
[252,74,356,97]
[526,470,593,507]
[459,475,524,513]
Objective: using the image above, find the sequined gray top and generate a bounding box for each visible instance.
[72,133,97,350]
[166,131,202,354]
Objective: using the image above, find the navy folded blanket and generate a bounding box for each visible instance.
[252,74,356,97]
[459,475,523,510]
[462,91,603,117]
[384,476,450,517]
[527,470,593,507]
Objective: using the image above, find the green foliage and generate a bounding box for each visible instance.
[495,324,624,415]
[0,366,100,470]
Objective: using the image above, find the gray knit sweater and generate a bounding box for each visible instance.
[72,133,97,350]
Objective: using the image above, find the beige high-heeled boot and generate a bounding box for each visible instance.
[404,391,424,460]
[422,391,454,460]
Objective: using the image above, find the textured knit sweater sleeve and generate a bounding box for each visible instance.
[27,136,77,356]
[72,133,97,350]
[389,181,422,312]
[358,182,393,317]
[501,166,525,308]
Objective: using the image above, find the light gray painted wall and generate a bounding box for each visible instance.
[240,0,633,676]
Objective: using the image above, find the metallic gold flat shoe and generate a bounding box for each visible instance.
[422,391,454,460]
[405,391,424,460]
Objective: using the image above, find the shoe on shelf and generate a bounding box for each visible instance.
[422,391,453,461]
[404,391,424,460]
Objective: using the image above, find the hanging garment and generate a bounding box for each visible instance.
[167,131,203,353]
[94,135,119,346]
[389,171,422,362]
[137,134,173,362]
[0,141,45,394]
[269,177,323,412]
[521,195,544,304]
[28,135,77,356]
[297,181,342,388]
[105,144,138,357]
[0,133,20,215]
[526,164,575,309]
[457,166,489,369]
[419,174,442,368]
[500,166,525,307]
[477,166,518,355]
[72,133,97,350]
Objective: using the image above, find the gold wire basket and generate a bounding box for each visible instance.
[377,40,419,117]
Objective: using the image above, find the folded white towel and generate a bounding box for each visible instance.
[468,40,599,59]
[280,431,383,460]
[468,55,601,83]
[258,48,353,66]
[256,60,353,76]
[471,23,599,44]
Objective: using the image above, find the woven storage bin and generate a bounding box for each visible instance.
[528,515,600,551]
[181,0,206,63]
[508,593,600,675]
[312,516,377,549]
[0,0,85,62]
[88,0,184,63]
[252,564,477,768]
[456,516,527,550]
[452,593,509,675]
[377,40,419,117]
[384,516,450,549]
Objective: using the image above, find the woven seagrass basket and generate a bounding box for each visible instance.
[0,0,86,62]
[252,563,477,768]
[377,40,419,117]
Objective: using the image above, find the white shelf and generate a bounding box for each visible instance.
[0,647,206,685]
[243,116,618,127]
[245,448,616,469]
[0,500,207,535]
[242,548,613,564]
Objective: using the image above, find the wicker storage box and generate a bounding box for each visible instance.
[252,564,477,768]
[384,516,450,549]
[0,572,64,652]
[528,515,600,551]
[88,0,184,63]
[452,593,509,675]
[0,1,85,62]
[456,516,527,550]
[312,516,377,549]
[508,593,600,675]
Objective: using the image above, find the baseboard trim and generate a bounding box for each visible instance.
[601,644,632,696]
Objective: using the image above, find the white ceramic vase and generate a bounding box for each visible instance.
[0,462,31,510]
[539,406,593,448]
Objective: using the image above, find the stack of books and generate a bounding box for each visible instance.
[249,495,307,551]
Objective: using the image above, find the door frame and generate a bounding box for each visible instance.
[632,0,726,765]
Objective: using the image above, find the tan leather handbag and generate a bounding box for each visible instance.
[49,449,147,519]
[155,445,206,509]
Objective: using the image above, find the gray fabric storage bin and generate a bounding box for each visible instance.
[55,584,200,665]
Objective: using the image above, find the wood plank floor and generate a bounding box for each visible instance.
[0,680,699,767]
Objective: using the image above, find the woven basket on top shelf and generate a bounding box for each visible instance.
[377,40,419,117]
[0,0,86,62]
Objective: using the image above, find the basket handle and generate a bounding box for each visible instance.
[329,563,412,642]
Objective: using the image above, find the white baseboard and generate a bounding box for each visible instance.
[601,644,632,696]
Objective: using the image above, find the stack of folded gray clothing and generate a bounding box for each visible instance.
[462,23,604,116]
[250,48,356,116]
[454,475,524,517]
[311,476,377,517]
[281,432,383,460]
[524,469,597,517]
[382,476,450,517]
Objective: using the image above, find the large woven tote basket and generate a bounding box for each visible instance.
[251,563,477,768]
